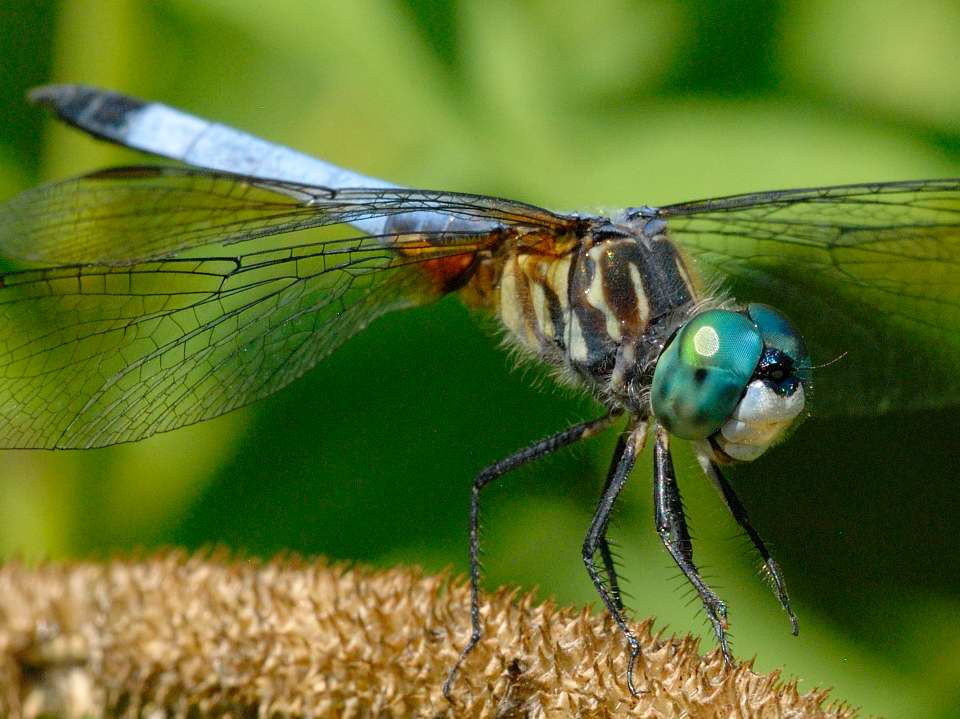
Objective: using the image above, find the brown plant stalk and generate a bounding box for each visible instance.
[0,550,855,718]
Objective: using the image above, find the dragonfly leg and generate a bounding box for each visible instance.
[581,420,649,696]
[597,432,629,610]
[697,451,799,635]
[443,410,620,700]
[654,426,734,666]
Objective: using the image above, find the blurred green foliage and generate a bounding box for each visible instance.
[1,1,959,716]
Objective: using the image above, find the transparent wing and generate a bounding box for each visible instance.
[0,234,493,449]
[658,179,960,415]
[0,165,576,264]
[0,166,574,448]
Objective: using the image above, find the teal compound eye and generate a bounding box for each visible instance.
[652,309,763,439]
[747,303,811,386]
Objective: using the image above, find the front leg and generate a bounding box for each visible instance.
[654,425,734,665]
[696,449,799,636]
[582,419,648,696]
[597,432,628,610]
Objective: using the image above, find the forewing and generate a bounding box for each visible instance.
[0,166,580,448]
[0,234,489,449]
[659,179,960,415]
[0,165,576,264]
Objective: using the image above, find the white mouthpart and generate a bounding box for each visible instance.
[715,380,805,462]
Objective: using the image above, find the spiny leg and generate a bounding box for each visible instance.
[654,426,734,665]
[443,411,620,699]
[697,450,799,635]
[582,420,648,696]
[597,432,629,610]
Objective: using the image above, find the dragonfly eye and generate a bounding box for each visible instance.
[651,309,763,439]
[746,303,811,385]
[652,304,811,462]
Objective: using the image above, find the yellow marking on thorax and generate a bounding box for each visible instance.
[498,250,574,356]
[628,263,650,325]
[530,280,550,339]
[547,254,571,306]
[498,255,525,338]
[516,255,549,348]
[568,311,588,362]
[585,245,622,342]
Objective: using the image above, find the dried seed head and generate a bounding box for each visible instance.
[0,551,855,718]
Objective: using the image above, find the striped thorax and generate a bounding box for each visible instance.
[482,214,698,414]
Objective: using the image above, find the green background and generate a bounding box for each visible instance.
[1,2,959,716]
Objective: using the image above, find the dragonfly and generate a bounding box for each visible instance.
[2,85,959,697]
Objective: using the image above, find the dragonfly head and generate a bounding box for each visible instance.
[651,304,810,462]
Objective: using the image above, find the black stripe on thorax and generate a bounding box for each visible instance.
[568,242,618,370]
[636,238,693,315]
[541,282,566,351]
